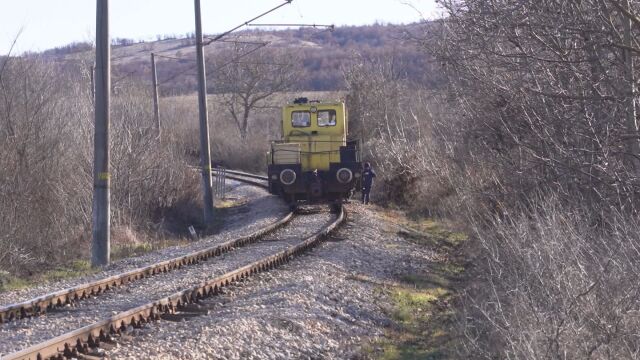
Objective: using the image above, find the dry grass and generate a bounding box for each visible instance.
[361,208,466,360]
[457,198,640,359]
[0,58,201,278]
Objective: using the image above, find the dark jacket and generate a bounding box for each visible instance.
[362,168,376,189]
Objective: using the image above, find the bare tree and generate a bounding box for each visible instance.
[210,46,299,139]
[0,55,200,276]
[422,0,640,208]
[416,1,640,358]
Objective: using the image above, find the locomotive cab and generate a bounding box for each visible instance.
[267,98,362,208]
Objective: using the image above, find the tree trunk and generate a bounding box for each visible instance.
[623,0,640,177]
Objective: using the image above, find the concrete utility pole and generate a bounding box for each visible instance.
[194,0,215,225]
[92,0,111,267]
[150,53,161,138]
[90,65,95,103]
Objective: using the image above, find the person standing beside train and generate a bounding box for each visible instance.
[361,162,376,205]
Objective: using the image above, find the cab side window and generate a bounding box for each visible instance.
[292,111,311,127]
[317,110,336,127]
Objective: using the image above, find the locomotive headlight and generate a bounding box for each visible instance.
[336,168,353,184]
[279,169,297,185]
[271,174,278,180]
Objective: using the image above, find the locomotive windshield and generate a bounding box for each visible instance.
[292,111,311,127]
[317,110,337,127]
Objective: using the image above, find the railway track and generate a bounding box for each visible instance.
[217,169,270,189]
[0,172,273,324]
[0,172,345,360]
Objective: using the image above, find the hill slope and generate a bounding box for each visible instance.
[39,23,435,94]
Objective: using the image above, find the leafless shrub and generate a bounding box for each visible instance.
[110,80,199,229]
[0,57,199,275]
[344,56,462,215]
[459,197,640,359]
[339,3,640,357]
[409,1,640,357]
[423,0,640,210]
[0,57,93,272]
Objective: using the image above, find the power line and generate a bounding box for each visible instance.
[204,38,269,46]
[156,1,293,87]
[207,43,268,75]
[152,38,270,63]
[112,69,137,86]
[224,61,290,66]
[248,23,335,30]
[158,40,280,86]
[158,65,197,86]
[153,53,191,62]
[157,37,274,86]
[206,0,293,44]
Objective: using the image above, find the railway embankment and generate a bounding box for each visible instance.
[0,180,288,308]
[104,204,465,359]
[0,178,464,359]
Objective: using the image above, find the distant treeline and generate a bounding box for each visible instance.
[38,23,441,93]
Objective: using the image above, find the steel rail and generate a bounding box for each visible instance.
[224,174,268,189]
[213,169,269,188]
[4,206,345,360]
[217,169,268,181]
[0,176,288,324]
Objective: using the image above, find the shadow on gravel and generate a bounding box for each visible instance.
[158,188,286,239]
[216,193,288,233]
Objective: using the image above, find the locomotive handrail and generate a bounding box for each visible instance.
[272,149,344,155]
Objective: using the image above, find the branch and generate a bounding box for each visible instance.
[0,27,23,84]
[606,0,640,28]
[609,41,640,55]
[523,87,616,101]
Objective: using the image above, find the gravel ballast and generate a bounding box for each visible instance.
[106,204,438,359]
[0,183,440,359]
[0,180,287,308]
[0,208,335,356]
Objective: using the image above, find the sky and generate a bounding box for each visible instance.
[0,0,441,55]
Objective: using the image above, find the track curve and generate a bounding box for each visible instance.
[1,171,345,360]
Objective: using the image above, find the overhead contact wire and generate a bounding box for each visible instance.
[157,0,293,86]
[206,0,294,43]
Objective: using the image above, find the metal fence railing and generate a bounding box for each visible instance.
[213,167,226,199]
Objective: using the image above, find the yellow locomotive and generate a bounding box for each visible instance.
[267,98,362,209]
